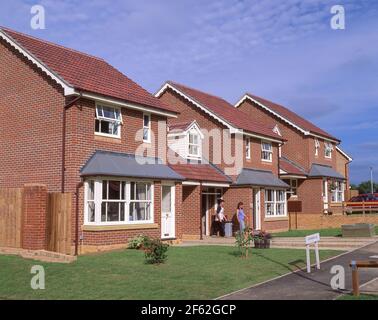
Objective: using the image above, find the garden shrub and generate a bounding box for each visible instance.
[128,235,149,250]
[143,237,169,264]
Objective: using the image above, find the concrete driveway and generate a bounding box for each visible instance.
[219,241,378,300]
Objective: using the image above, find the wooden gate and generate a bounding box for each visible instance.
[0,188,23,248]
[47,193,72,255]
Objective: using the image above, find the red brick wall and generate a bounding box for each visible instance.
[223,187,253,227]
[22,184,48,250]
[0,38,175,249]
[0,39,65,191]
[159,89,280,175]
[181,185,201,239]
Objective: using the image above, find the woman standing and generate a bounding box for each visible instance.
[237,202,246,232]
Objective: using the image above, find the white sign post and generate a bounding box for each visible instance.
[305,233,321,273]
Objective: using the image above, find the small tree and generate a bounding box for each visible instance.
[143,237,169,264]
[235,227,253,258]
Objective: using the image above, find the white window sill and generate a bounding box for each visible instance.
[264,216,289,221]
[261,159,273,163]
[95,132,121,139]
[82,223,158,231]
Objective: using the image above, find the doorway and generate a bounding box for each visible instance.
[161,184,175,239]
[253,189,261,230]
[201,188,222,236]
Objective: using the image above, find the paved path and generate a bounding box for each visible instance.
[219,241,378,300]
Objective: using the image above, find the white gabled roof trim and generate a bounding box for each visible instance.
[239,130,283,144]
[235,94,339,144]
[336,146,353,161]
[81,92,178,118]
[156,83,238,133]
[167,120,205,139]
[0,29,76,96]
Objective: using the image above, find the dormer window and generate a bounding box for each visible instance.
[188,132,200,157]
[325,142,333,159]
[95,104,122,138]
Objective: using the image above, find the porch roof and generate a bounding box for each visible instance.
[169,163,232,184]
[279,157,307,176]
[308,164,345,179]
[234,168,290,188]
[80,151,184,181]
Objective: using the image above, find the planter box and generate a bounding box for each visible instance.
[342,223,375,237]
[254,239,271,249]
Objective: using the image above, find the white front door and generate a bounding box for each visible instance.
[161,184,175,239]
[254,189,261,230]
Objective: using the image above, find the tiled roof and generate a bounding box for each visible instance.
[245,93,339,141]
[169,163,231,183]
[1,27,176,114]
[279,157,307,176]
[168,121,194,132]
[234,168,289,188]
[167,82,284,141]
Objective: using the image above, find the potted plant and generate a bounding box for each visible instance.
[253,230,272,249]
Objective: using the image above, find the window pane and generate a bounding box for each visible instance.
[121,182,126,200]
[96,106,104,117]
[266,204,274,216]
[108,181,121,200]
[102,181,108,199]
[189,145,198,155]
[130,182,135,200]
[101,202,107,222]
[129,203,150,221]
[107,202,120,222]
[162,186,171,212]
[102,106,116,119]
[87,181,95,200]
[143,128,149,141]
[95,119,100,132]
[88,202,95,222]
[144,115,150,127]
[136,183,147,200]
[120,203,125,221]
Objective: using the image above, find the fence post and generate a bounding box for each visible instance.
[351,261,360,297]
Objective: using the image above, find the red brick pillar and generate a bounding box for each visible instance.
[22,184,48,250]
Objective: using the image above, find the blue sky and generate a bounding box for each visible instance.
[1,0,377,184]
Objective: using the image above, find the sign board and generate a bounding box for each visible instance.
[288,201,302,213]
[305,233,321,273]
[305,233,320,245]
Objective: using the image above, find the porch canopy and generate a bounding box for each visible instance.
[234,168,289,188]
[80,150,184,180]
[308,164,345,180]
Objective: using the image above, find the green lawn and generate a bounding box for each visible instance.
[272,226,378,238]
[338,294,378,300]
[0,246,341,300]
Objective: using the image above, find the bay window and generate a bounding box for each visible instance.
[265,189,287,217]
[261,141,273,162]
[85,179,153,225]
[95,104,122,138]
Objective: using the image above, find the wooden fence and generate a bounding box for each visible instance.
[0,186,72,254]
[0,188,23,248]
[47,193,72,255]
[324,202,378,215]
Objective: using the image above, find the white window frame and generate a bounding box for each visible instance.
[95,103,122,138]
[84,178,154,226]
[284,179,298,197]
[324,142,333,159]
[143,113,151,143]
[188,131,201,158]
[246,137,251,159]
[265,189,287,217]
[331,181,345,203]
[315,138,320,156]
[261,141,273,162]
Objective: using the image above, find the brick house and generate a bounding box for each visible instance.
[156,82,290,239]
[235,93,352,218]
[0,27,185,253]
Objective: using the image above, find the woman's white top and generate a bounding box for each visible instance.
[217,207,225,221]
